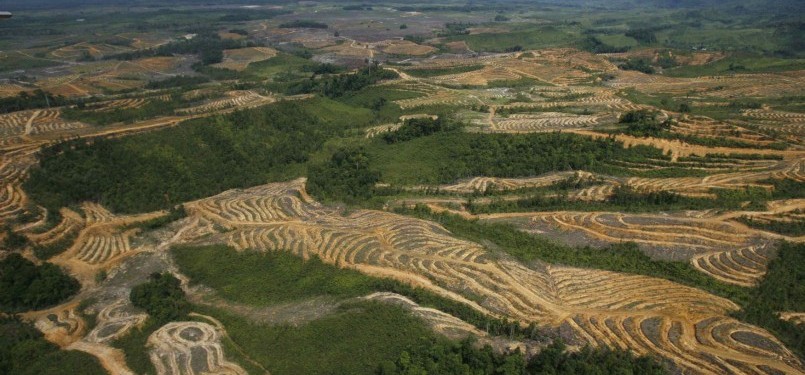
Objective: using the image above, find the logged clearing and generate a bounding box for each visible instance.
[406,171,587,194]
[571,129,805,161]
[43,203,167,283]
[0,145,41,221]
[179,90,275,114]
[489,211,775,286]
[160,178,804,374]
[50,42,133,60]
[212,47,278,71]
[148,321,247,375]
[0,83,31,98]
[84,299,148,344]
[379,40,436,56]
[610,69,805,98]
[34,57,185,97]
[2,33,803,374]
[0,109,87,138]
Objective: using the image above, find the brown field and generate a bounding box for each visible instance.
[212,47,278,71]
[379,40,437,56]
[444,40,471,53]
[610,69,805,99]
[603,49,726,67]
[179,90,275,114]
[321,40,375,58]
[218,31,246,40]
[0,83,31,98]
[34,57,186,97]
[50,42,133,60]
[38,203,166,283]
[116,32,172,50]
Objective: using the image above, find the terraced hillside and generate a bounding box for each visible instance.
[163,179,804,374]
[1,3,803,373]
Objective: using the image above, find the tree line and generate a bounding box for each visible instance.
[25,98,370,213]
[105,31,256,65]
[0,316,106,375]
[0,253,79,312]
[288,63,399,97]
[377,338,666,375]
[0,90,72,113]
[382,116,458,144]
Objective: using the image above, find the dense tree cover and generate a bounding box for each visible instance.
[291,63,399,98]
[378,338,666,375]
[216,9,291,22]
[467,185,772,214]
[0,89,71,113]
[130,272,189,324]
[734,242,805,357]
[620,58,656,74]
[278,20,328,29]
[404,35,427,44]
[736,216,805,236]
[144,75,209,89]
[439,22,473,36]
[308,147,380,202]
[106,31,254,65]
[2,226,29,250]
[343,4,373,11]
[765,178,805,199]
[123,205,187,231]
[367,132,668,185]
[625,28,658,44]
[228,28,249,36]
[404,64,485,78]
[0,317,106,375]
[524,341,666,375]
[0,253,80,312]
[382,116,458,144]
[378,338,525,375]
[25,98,373,213]
[579,36,630,53]
[32,232,76,260]
[657,51,679,69]
[619,110,670,136]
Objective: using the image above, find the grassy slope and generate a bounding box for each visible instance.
[171,245,444,375]
[173,245,380,306]
[194,303,435,375]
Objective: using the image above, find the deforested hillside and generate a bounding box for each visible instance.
[1,1,803,374]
